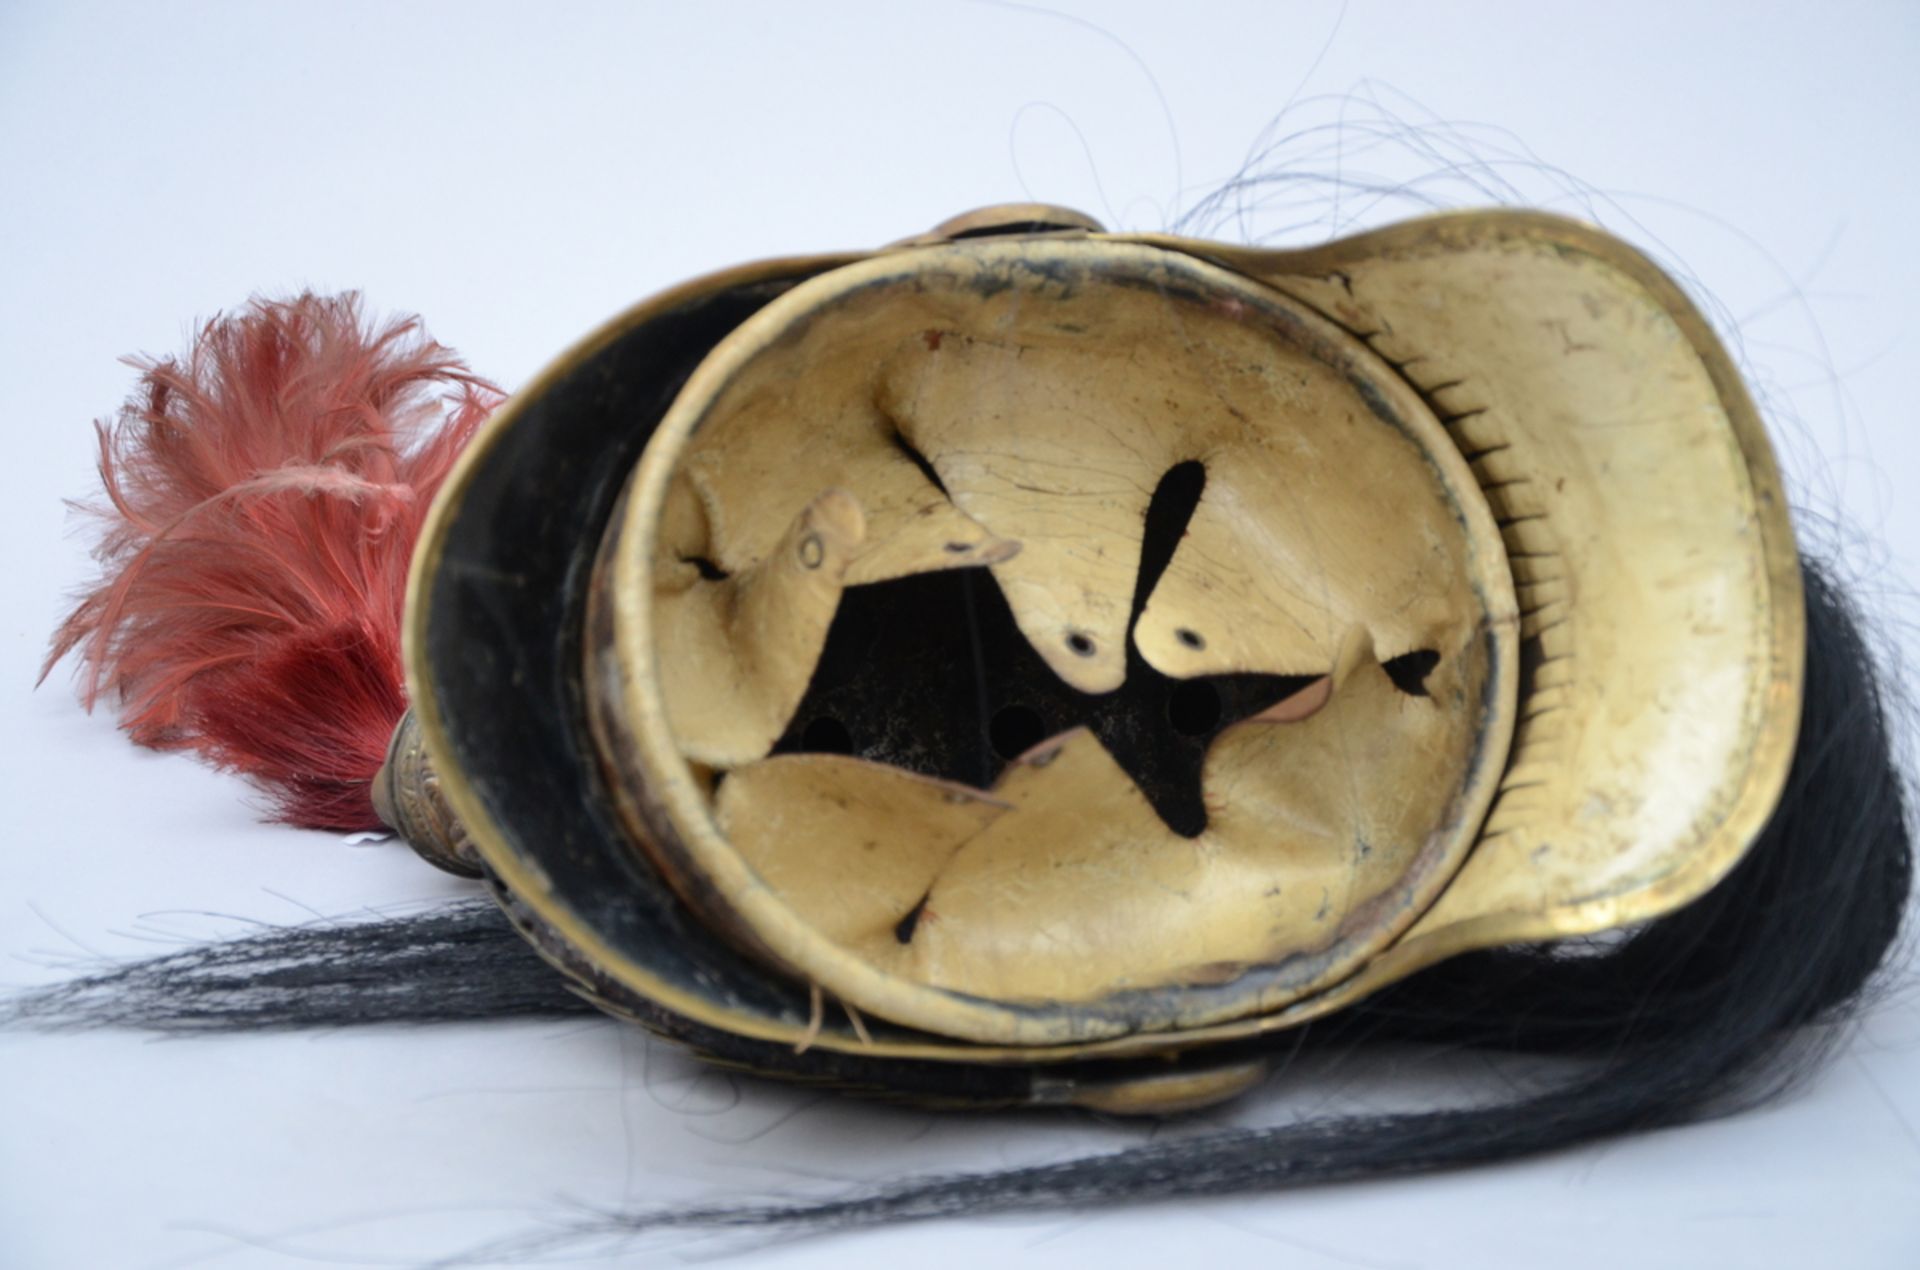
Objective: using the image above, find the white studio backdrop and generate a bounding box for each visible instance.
[1,2,1916,1267]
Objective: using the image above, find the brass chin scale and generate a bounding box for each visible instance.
[375,204,1801,1112]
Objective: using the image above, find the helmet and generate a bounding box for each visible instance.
[390,205,1800,1111]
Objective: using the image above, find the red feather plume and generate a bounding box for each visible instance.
[44,294,501,831]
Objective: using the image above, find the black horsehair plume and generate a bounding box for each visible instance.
[9,561,1910,1256]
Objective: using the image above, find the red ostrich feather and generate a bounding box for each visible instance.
[44,294,501,831]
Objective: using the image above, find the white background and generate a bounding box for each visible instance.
[3,2,1918,1267]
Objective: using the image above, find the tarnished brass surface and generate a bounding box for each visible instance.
[404,206,1802,1103]
[371,708,480,878]
[891,202,1107,247]
[1034,1057,1273,1115]
[1213,218,1803,986]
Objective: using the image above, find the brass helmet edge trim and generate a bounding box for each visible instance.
[403,207,1804,1072]
[594,233,1522,1047]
